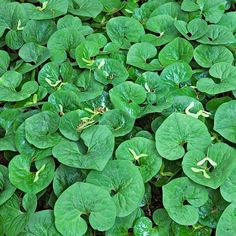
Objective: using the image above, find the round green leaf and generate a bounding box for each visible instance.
[197,63,236,95]
[0,50,10,76]
[152,208,173,236]
[214,100,236,143]
[75,40,100,69]
[106,16,145,49]
[48,89,81,113]
[75,70,104,102]
[116,137,162,182]
[22,19,56,45]
[216,202,236,236]
[9,155,55,193]
[160,62,193,85]
[69,0,103,18]
[86,160,145,217]
[53,125,114,171]
[0,164,15,206]
[22,210,60,235]
[198,189,228,228]
[155,113,212,160]
[38,62,60,93]
[182,143,236,189]
[54,182,116,236]
[23,0,69,20]
[53,164,86,197]
[133,217,153,236]
[99,109,135,137]
[19,42,50,64]
[0,195,29,236]
[163,177,208,225]
[94,58,129,85]
[158,37,194,66]
[127,42,161,71]
[59,109,92,141]
[174,18,208,40]
[197,25,235,45]
[220,168,236,202]
[194,45,234,68]
[25,111,61,149]
[48,28,84,63]
[145,15,179,46]
[109,81,147,118]
[0,71,38,102]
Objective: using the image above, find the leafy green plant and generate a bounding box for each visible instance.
[0,0,235,235]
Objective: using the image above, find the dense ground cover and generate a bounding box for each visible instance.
[0,0,236,235]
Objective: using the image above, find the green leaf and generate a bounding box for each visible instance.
[106,208,142,236]
[198,189,228,228]
[100,0,124,13]
[69,0,103,18]
[23,0,69,20]
[106,16,145,49]
[160,62,193,85]
[53,125,114,171]
[158,37,194,66]
[48,28,85,63]
[197,63,236,95]
[53,164,86,197]
[182,143,236,189]
[9,155,55,193]
[75,40,100,69]
[216,202,236,236]
[145,15,179,46]
[0,2,27,41]
[194,45,234,68]
[133,217,154,236]
[127,42,161,71]
[19,42,50,64]
[218,11,236,32]
[86,160,145,217]
[0,195,29,236]
[54,182,116,235]
[109,81,147,118]
[59,109,91,141]
[220,168,236,202]
[38,62,61,93]
[22,193,37,214]
[75,70,104,102]
[151,2,188,20]
[197,25,235,45]
[116,137,162,182]
[22,210,60,236]
[214,100,236,143]
[94,58,129,85]
[99,109,135,137]
[0,164,15,206]
[22,19,56,45]
[181,0,227,23]
[0,50,10,76]
[155,113,212,160]
[174,18,208,40]
[163,177,208,225]
[48,89,81,113]
[0,71,38,102]
[25,111,61,149]
[152,208,174,236]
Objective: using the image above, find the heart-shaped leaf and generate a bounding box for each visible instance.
[163,177,208,225]
[155,113,212,160]
[86,160,145,217]
[182,143,236,189]
[54,182,116,236]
